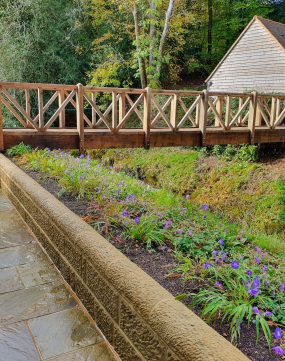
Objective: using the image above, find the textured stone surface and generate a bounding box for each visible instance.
[0,188,117,361]
[47,343,117,361]
[0,322,40,361]
[0,267,24,294]
[29,306,103,359]
[0,244,42,269]
[119,300,165,361]
[0,154,250,361]
[17,258,60,288]
[0,283,75,326]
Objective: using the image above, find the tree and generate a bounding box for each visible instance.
[88,0,190,88]
[0,0,94,84]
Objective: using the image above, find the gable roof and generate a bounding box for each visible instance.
[206,16,285,83]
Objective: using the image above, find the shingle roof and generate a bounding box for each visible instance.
[257,16,285,49]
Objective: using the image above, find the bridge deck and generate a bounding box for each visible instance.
[3,127,285,150]
[0,190,118,361]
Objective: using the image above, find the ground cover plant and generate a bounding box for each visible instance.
[9,143,285,359]
[89,146,285,254]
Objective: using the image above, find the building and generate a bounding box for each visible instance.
[206,16,285,93]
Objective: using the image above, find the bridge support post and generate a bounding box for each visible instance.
[248,91,258,145]
[76,83,85,153]
[143,87,151,149]
[199,90,208,146]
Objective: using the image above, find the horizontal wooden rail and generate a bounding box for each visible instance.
[1,81,285,151]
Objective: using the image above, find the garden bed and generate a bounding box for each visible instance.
[8,145,285,360]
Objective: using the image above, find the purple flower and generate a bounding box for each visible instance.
[212,250,219,256]
[185,194,190,200]
[79,154,85,159]
[252,276,261,288]
[201,204,209,211]
[177,229,183,235]
[248,288,259,298]
[265,311,273,317]
[188,231,193,237]
[134,217,140,225]
[218,238,224,246]
[164,220,173,229]
[246,269,253,277]
[203,215,207,219]
[280,282,285,292]
[231,261,240,270]
[273,327,283,340]
[272,346,285,356]
[203,262,212,270]
[262,266,267,274]
[252,306,260,315]
[255,246,262,253]
[214,281,223,288]
[221,253,227,262]
[254,256,260,264]
[122,211,129,217]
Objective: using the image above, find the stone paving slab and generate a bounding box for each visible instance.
[0,266,24,294]
[0,191,118,361]
[0,322,41,361]
[29,306,103,359]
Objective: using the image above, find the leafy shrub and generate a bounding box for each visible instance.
[6,142,32,157]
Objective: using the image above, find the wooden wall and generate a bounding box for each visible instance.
[207,19,285,93]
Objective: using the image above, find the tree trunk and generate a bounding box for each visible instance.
[149,0,156,67]
[207,0,213,58]
[132,4,147,88]
[156,0,175,78]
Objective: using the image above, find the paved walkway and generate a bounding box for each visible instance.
[0,190,118,361]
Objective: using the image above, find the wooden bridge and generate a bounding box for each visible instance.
[0,81,285,151]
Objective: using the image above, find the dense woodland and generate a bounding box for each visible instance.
[0,0,285,88]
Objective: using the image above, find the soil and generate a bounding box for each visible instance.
[22,168,280,361]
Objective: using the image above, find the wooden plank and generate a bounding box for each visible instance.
[59,91,66,128]
[76,84,84,152]
[38,89,44,129]
[25,89,32,128]
[215,96,223,127]
[119,92,126,122]
[248,91,258,144]
[143,87,151,149]
[112,91,118,130]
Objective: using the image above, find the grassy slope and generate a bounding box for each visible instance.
[89,147,285,253]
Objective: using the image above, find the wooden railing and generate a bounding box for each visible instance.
[0,81,285,150]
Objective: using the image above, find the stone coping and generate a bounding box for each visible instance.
[0,154,249,361]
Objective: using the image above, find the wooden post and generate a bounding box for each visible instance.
[38,89,44,129]
[238,97,244,126]
[92,92,96,128]
[256,96,262,127]
[119,92,126,123]
[248,91,258,145]
[59,90,66,128]
[199,90,208,145]
[0,91,3,151]
[225,95,231,129]
[270,97,277,129]
[215,96,223,127]
[170,94,177,130]
[112,91,118,131]
[143,87,151,149]
[76,83,85,152]
[25,89,31,128]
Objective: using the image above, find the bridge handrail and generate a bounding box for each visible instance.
[0,81,285,151]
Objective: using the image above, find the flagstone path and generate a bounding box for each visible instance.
[0,190,118,361]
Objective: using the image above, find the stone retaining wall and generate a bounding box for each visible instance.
[0,154,249,361]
